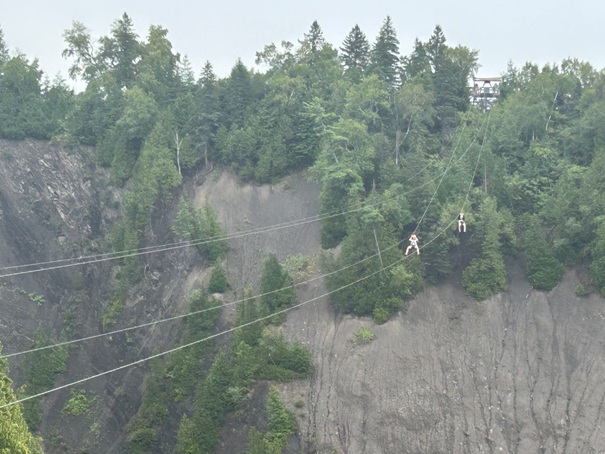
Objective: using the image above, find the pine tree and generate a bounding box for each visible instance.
[303,20,325,53]
[524,215,564,290]
[223,59,252,128]
[340,24,370,81]
[462,198,508,300]
[401,39,431,82]
[259,254,296,319]
[233,287,264,347]
[194,61,221,166]
[369,16,400,87]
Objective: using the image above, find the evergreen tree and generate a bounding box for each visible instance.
[0,56,49,139]
[425,25,446,72]
[233,287,264,347]
[323,201,417,321]
[194,61,221,166]
[223,59,252,128]
[264,386,296,450]
[340,24,370,81]
[524,215,564,290]
[302,20,325,53]
[401,39,431,82]
[208,263,228,293]
[259,253,296,318]
[462,198,509,300]
[369,16,400,87]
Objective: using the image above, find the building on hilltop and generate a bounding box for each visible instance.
[470,76,502,110]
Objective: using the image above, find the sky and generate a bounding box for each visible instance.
[2,0,604,88]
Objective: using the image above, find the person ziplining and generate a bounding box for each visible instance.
[405,234,420,256]
[457,212,466,233]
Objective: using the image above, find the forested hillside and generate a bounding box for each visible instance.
[0,12,605,453]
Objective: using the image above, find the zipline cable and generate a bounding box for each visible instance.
[0,112,492,409]
[1,113,490,359]
[0,114,482,278]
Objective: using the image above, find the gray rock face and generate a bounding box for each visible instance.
[281,265,605,454]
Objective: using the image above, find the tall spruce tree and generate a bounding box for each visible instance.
[259,253,296,318]
[303,20,325,53]
[194,61,221,166]
[462,198,509,300]
[223,59,252,128]
[340,24,370,81]
[369,16,400,88]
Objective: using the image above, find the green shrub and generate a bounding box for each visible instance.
[127,428,157,454]
[208,263,228,293]
[462,256,508,300]
[575,283,590,297]
[373,307,389,324]
[355,327,375,343]
[524,216,564,290]
[61,389,97,416]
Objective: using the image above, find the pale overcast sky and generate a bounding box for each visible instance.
[2,0,604,87]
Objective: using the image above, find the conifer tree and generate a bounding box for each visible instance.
[194,61,221,166]
[369,16,400,87]
[303,20,325,53]
[462,198,508,300]
[524,215,564,290]
[401,39,431,82]
[223,59,252,128]
[340,24,370,81]
[259,253,296,318]
[233,287,264,347]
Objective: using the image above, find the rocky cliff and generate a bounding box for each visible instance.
[1,139,605,453]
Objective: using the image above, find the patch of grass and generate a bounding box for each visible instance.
[281,253,318,280]
[28,292,45,305]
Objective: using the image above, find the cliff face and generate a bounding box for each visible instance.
[280,258,605,454]
[1,139,605,454]
[0,139,108,356]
